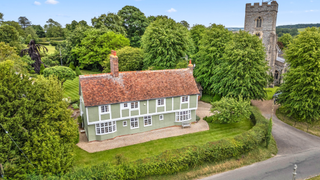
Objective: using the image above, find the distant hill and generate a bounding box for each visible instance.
[227,27,244,32]
[277,23,320,29]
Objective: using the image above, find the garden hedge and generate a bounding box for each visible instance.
[27,107,268,180]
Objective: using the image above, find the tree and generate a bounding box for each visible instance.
[0,24,22,52]
[102,46,144,73]
[72,29,130,69]
[210,96,251,124]
[24,26,39,43]
[0,42,28,73]
[0,62,78,178]
[277,27,320,126]
[141,18,192,69]
[278,33,293,49]
[0,12,3,22]
[31,25,45,38]
[266,118,272,148]
[44,18,64,37]
[39,63,45,74]
[193,24,233,95]
[117,6,148,47]
[211,30,269,100]
[2,21,25,37]
[179,20,190,29]
[190,24,207,53]
[43,66,76,86]
[75,66,81,76]
[69,62,76,70]
[20,40,48,74]
[66,20,88,32]
[91,13,126,36]
[18,16,31,30]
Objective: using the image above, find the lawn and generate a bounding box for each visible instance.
[63,70,102,101]
[44,45,56,55]
[74,118,254,168]
[264,86,279,100]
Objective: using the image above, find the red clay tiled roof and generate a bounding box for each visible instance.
[80,69,200,107]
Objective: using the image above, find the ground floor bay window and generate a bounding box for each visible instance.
[175,110,191,122]
[96,121,116,135]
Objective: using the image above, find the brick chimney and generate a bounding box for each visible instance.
[110,50,119,77]
[188,59,193,71]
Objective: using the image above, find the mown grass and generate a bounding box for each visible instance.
[142,137,277,180]
[264,86,279,100]
[44,45,56,55]
[276,108,320,137]
[63,70,101,101]
[74,118,254,168]
[308,174,320,180]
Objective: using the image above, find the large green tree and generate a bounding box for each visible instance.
[66,20,88,32]
[278,33,293,49]
[2,21,25,37]
[141,18,192,69]
[91,13,126,36]
[0,42,28,73]
[0,61,78,179]
[24,26,39,43]
[18,16,31,30]
[190,24,206,53]
[31,25,45,38]
[179,20,190,29]
[193,24,233,94]
[210,30,269,100]
[0,12,3,22]
[44,18,65,37]
[117,6,148,47]
[0,24,22,53]
[43,66,76,86]
[277,27,320,125]
[72,29,130,69]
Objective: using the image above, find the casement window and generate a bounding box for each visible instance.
[131,102,138,109]
[175,110,191,122]
[100,105,109,114]
[157,98,165,106]
[144,116,152,126]
[159,114,164,120]
[130,117,139,129]
[181,96,189,103]
[96,121,116,135]
[122,103,129,109]
[123,121,127,127]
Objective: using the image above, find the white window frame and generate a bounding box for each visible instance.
[100,105,110,114]
[157,98,165,107]
[175,110,191,122]
[123,121,127,127]
[122,103,129,109]
[95,121,116,135]
[159,114,164,121]
[130,102,139,110]
[144,116,152,127]
[130,117,139,129]
[181,96,189,104]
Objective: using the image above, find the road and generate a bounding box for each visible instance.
[202,100,320,180]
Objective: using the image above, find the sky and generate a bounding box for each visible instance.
[0,0,319,28]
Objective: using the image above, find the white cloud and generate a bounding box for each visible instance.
[34,1,41,5]
[45,0,59,5]
[167,8,177,13]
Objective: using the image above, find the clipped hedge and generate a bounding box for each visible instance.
[38,42,50,45]
[27,107,268,180]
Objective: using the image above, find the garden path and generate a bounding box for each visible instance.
[77,101,210,153]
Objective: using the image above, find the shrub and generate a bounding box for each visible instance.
[50,41,61,46]
[266,118,272,148]
[75,66,81,76]
[38,42,50,46]
[42,56,59,67]
[211,96,251,124]
[72,103,79,109]
[69,62,76,71]
[39,63,45,74]
[212,94,221,102]
[196,115,200,122]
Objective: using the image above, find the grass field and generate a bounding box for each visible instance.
[74,118,254,168]
[264,86,279,100]
[63,70,101,101]
[44,45,56,55]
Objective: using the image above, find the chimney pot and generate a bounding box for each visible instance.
[110,50,119,77]
[188,59,193,71]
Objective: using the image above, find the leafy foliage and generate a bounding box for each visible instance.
[118,6,148,47]
[40,63,45,74]
[0,42,28,73]
[31,25,46,38]
[2,21,26,37]
[91,13,126,36]
[102,46,143,73]
[278,33,293,49]
[25,26,40,43]
[210,30,268,100]
[44,18,65,38]
[75,66,81,76]
[0,12,3,22]
[43,66,76,86]
[66,20,88,32]
[277,27,320,125]
[266,118,272,148]
[69,62,76,71]
[210,96,251,124]
[0,24,22,53]
[141,18,192,69]
[190,24,207,53]
[194,24,233,95]
[0,61,78,179]
[179,20,190,29]
[276,28,299,37]
[72,29,129,69]
[18,16,31,30]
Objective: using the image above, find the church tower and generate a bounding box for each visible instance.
[244,1,278,80]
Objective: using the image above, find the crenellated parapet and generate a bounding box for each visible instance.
[246,1,278,13]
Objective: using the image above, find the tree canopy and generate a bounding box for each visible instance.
[0,24,22,53]
[278,33,293,49]
[25,26,39,43]
[44,18,65,37]
[277,27,320,125]
[141,18,192,69]
[66,20,88,32]
[276,28,299,37]
[18,16,31,30]
[179,20,190,29]
[190,24,207,53]
[2,21,25,37]
[0,42,28,73]
[91,13,127,36]
[117,5,148,47]
[0,61,78,179]
[43,66,76,86]
[72,29,130,69]
[210,30,269,100]
[31,25,46,38]
[0,12,3,22]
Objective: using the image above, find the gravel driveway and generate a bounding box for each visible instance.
[202,100,320,180]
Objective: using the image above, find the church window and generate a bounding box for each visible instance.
[275,70,279,80]
[256,33,261,37]
[256,17,262,28]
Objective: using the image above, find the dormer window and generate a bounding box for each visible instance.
[157,98,165,106]
[256,17,262,28]
[131,102,138,109]
[100,105,109,114]
[181,96,188,103]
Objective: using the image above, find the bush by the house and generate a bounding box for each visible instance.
[27,107,268,180]
[212,94,221,102]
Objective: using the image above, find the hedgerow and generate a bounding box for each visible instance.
[27,107,268,180]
